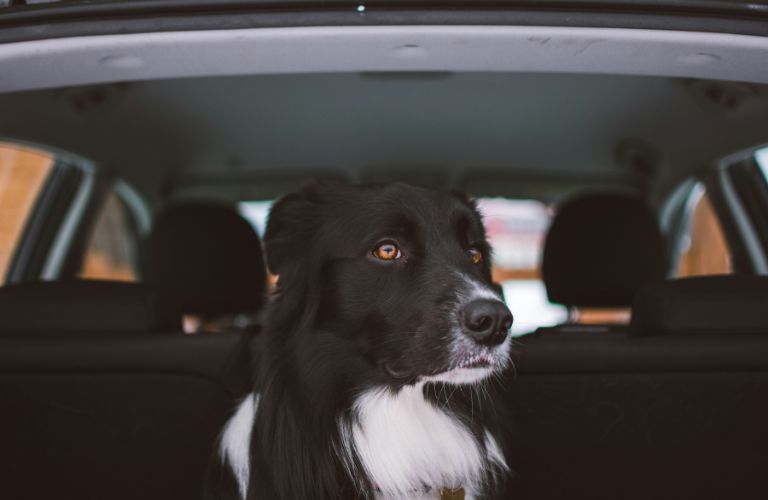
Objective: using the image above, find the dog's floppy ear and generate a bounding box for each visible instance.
[265,182,345,273]
[264,183,335,332]
[264,189,318,276]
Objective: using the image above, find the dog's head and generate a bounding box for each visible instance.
[264,182,512,387]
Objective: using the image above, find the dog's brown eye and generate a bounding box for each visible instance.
[373,242,401,261]
[468,247,483,265]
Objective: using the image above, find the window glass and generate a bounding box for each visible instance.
[757,146,768,183]
[78,191,139,282]
[0,143,54,283]
[239,200,277,289]
[239,200,272,237]
[478,198,568,335]
[675,187,732,277]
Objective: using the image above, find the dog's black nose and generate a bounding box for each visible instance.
[462,299,513,346]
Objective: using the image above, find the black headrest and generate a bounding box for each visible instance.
[0,281,179,333]
[146,203,266,315]
[542,193,665,308]
[632,275,768,336]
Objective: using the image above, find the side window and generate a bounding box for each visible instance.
[675,187,733,277]
[0,142,54,284]
[758,146,768,180]
[77,190,140,282]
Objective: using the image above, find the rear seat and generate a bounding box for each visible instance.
[504,276,768,499]
[0,281,249,500]
[0,203,267,500]
[500,193,768,499]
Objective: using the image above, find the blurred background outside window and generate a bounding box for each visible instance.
[0,143,53,284]
[78,190,139,282]
[477,198,568,335]
[674,187,732,278]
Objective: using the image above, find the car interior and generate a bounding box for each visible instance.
[1,3,768,499]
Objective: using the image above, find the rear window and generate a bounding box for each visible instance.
[477,198,567,335]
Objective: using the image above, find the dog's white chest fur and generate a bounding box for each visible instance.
[220,393,259,499]
[220,387,507,500]
[343,384,506,500]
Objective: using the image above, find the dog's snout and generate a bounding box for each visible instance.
[461,299,513,346]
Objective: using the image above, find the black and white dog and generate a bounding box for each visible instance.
[208,182,514,500]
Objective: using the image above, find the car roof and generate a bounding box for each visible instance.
[1,8,767,204]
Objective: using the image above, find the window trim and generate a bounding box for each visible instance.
[114,179,151,237]
[6,160,79,283]
[39,163,95,280]
[4,143,98,284]
[60,176,148,282]
[729,158,768,262]
[661,177,700,277]
[713,163,768,274]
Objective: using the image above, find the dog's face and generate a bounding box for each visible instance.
[265,182,512,387]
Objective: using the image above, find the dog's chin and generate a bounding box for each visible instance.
[420,365,496,385]
[384,329,512,386]
[420,352,505,385]
[385,355,502,386]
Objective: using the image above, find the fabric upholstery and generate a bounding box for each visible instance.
[631,275,768,335]
[0,279,252,500]
[542,193,665,307]
[146,203,267,315]
[0,280,178,333]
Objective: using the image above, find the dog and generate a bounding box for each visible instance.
[207,182,514,500]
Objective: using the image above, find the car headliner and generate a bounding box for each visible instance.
[0,25,767,203]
